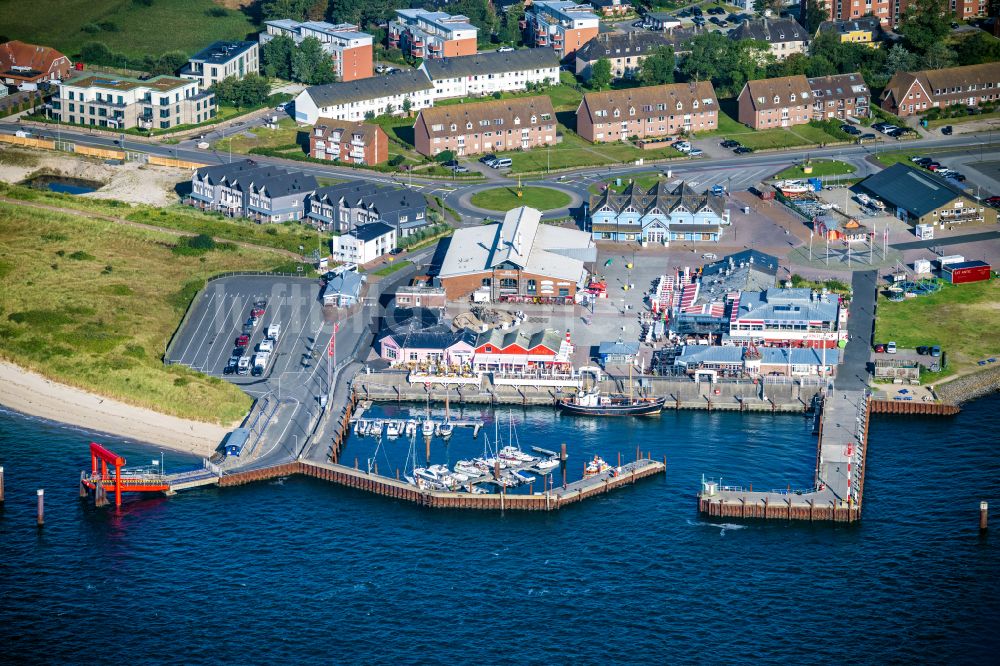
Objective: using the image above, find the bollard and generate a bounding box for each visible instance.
[396,468,400,480]
[636,444,640,462]
[354,457,358,469]
[37,489,44,527]
[981,501,989,531]
[560,443,567,461]
[373,462,378,476]
[426,437,431,461]
[663,455,667,475]
[79,470,88,498]
[0,466,4,503]
[617,452,621,468]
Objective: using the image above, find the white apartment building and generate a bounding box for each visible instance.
[180,41,259,89]
[294,70,434,124]
[55,74,215,130]
[331,222,397,265]
[420,49,560,100]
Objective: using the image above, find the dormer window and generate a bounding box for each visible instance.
[692,100,699,109]
[790,93,796,102]
[758,96,765,104]
[675,101,683,110]
[530,115,537,124]
[450,123,457,131]
[466,122,472,129]
[513,116,521,125]
[613,108,620,117]
[628,107,635,115]
[773,95,780,103]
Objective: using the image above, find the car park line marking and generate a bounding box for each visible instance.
[203,293,248,372]
[210,293,256,373]
[173,291,221,364]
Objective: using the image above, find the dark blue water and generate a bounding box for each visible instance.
[2,397,999,663]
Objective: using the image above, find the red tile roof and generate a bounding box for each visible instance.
[0,40,71,83]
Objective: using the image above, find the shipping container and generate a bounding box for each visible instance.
[942,260,991,284]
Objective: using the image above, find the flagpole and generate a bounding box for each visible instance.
[825,235,829,267]
[809,229,813,262]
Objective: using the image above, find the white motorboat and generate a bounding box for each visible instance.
[455,461,484,477]
[421,420,435,436]
[385,420,402,438]
[499,445,536,463]
[512,471,536,484]
[535,458,559,473]
[405,420,418,436]
[774,179,811,195]
[439,422,454,438]
[463,484,488,494]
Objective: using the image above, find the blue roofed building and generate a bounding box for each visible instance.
[598,340,639,367]
[589,181,730,244]
[727,288,843,349]
[676,344,840,379]
[322,270,366,307]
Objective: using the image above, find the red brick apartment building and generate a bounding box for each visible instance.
[413,96,556,158]
[576,81,719,142]
[882,62,1000,116]
[309,119,389,166]
[737,75,812,129]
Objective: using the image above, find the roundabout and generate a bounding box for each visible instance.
[468,185,574,213]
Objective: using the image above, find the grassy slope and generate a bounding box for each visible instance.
[0,183,322,255]
[874,280,1000,380]
[0,0,256,59]
[775,160,856,179]
[470,186,571,212]
[0,201,287,423]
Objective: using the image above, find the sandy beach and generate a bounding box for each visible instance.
[0,361,227,457]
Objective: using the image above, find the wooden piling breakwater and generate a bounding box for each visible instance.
[211,457,665,510]
[868,399,960,416]
[698,494,861,522]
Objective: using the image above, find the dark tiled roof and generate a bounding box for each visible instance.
[189,41,256,65]
[742,74,811,111]
[859,163,972,218]
[730,18,808,44]
[305,69,433,107]
[575,28,703,61]
[422,49,559,80]
[817,17,882,36]
[353,221,395,241]
[807,72,869,102]
[590,181,726,217]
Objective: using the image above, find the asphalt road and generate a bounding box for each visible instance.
[835,270,878,392]
[892,230,1000,251]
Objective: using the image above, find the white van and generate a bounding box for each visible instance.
[266,323,281,341]
[237,357,251,375]
[258,339,274,353]
[492,157,512,169]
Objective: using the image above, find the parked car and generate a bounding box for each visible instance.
[874,343,885,353]
[841,124,861,135]
[707,6,725,14]
[720,139,740,148]
[632,20,644,27]
[916,345,929,355]
[236,334,250,347]
[941,125,953,135]
[688,148,704,157]
[224,356,240,374]
[233,346,246,358]
[443,159,459,167]
[479,154,497,164]
[491,157,512,169]
[497,46,514,52]
[930,345,941,357]
[913,157,932,166]
[872,122,893,132]
[985,195,1000,207]
[452,165,469,173]
[950,173,967,182]
[672,140,692,152]
[928,163,945,172]
[860,133,876,140]
[734,146,754,154]
[237,357,251,375]
[886,341,897,354]
[266,323,281,340]
[710,184,726,196]
[389,247,403,255]
[242,323,254,336]
[701,252,718,260]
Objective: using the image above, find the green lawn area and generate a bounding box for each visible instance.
[691,110,753,138]
[0,0,256,60]
[926,109,1000,128]
[874,279,1000,380]
[589,171,665,195]
[0,200,286,424]
[215,118,301,154]
[507,130,682,174]
[0,183,326,255]
[436,84,583,113]
[735,129,815,150]
[371,260,412,277]
[470,186,572,212]
[775,160,856,179]
[872,150,921,167]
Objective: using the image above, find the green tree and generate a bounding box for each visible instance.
[680,33,769,97]
[884,44,919,79]
[954,31,1000,66]
[149,50,188,76]
[434,149,455,163]
[452,0,499,43]
[899,0,951,56]
[638,46,675,86]
[262,34,294,80]
[803,0,828,34]
[922,41,956,70]
[80,41,113,66]
[261,0,312,21]
[292,37,336,84]
[500,2,526,45]
[402,97,412,113]
[590,57,612,90]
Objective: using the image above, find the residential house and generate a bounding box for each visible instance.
[437,206,596,302]
[54,74,215,130]
[954,0,989,19]
[393,282,447,310]
[526,1,601,58]
[0,40,71,90]
[306,182,427,235]
[180,41,259,89]
[322,271,366,307]
[737,74,812,130]
[378,320,464,366]
[574,30,699,81]
[576,81,719,143]
[814,215,870,242]
[420,49,559,100]
[293,70,434,124]
[389,9,478,60]
[590,0,632,17]
[309,118,388,166]
[816,17,883,48]
[881,62,1000,117]
[413,96,557,157]
[331,222,397,264]
[728,288,842,348]
[589,181,730,244]
[676,345,840,379]
[187,160,317,222]
[858,163,998,227]
[807,72,870,121]
[260,20,373,82]
[729,18,809,61]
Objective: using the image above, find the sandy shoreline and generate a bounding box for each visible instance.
[0,361,226,458]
